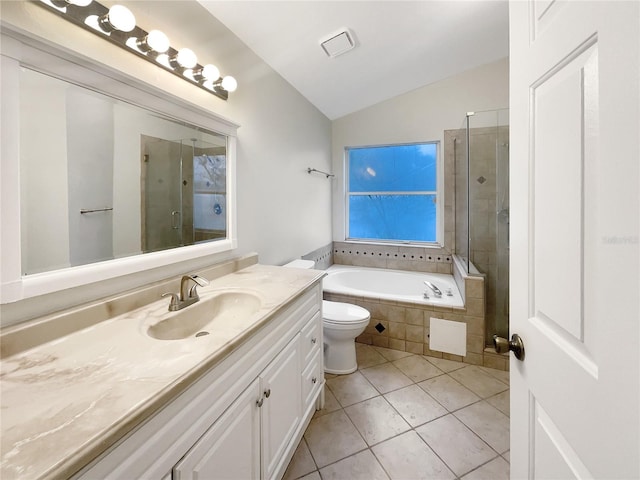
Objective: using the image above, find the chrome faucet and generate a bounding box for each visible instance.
[162,274,210,311]
[424,281,442,298]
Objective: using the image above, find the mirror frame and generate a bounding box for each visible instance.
[0,28,239,304]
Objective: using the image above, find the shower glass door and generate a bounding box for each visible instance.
[454,109,510,342]
[141,135,183,252]
[469,109,509,341]
[141,137,226,253]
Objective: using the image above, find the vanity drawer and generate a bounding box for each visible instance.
[300,312,322,366]
[301,349,323,410]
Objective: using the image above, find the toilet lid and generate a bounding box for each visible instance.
[322,300,370,324]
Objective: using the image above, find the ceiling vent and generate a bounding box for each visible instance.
[320,29,355,58]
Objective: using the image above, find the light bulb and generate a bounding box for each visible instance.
[146,30,170,53]
[194,64,220,82]
[202,64,220,81]
[172,48,197,69]
[99,4,136,33]
[155,54,171,68]
[49,0,92,6]
[136,29,170,53]
[42,0,68,11]
[220,76,237,92]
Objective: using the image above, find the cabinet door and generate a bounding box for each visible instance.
[260,334,301,480]
[173,379,261,480]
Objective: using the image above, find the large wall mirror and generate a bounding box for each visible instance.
[21,68,229,275]
[1,29,238,303]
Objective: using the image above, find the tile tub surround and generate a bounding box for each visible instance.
[324,266,508,370]
[0,263,325,480]
[302,242,334,271]
[283,344,510,480]
[333,241,453,274]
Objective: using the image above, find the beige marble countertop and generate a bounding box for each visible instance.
[0,264,324,480]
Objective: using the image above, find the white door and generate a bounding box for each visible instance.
[509,1,639,478]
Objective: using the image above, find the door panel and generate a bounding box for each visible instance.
[510,1,639,478]
[533,41,597,342]
[533,398,590,480]
[261,334,301,480]
[173,379,261,480]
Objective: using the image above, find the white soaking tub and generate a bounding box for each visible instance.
[323,264,464,308]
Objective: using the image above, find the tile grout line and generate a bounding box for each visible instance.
[293,346,509,480]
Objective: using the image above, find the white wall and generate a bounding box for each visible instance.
[19,69,71,274]
[66,89,115,267]
[331,58,509,240]
[0,0,332,324]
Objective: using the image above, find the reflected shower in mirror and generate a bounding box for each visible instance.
[141,136,227,253]
[20,67,228,275]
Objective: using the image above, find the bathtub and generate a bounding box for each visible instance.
[323,265,464,308]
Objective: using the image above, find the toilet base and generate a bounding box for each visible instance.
[324,365,358,375]
[323,339,359,375]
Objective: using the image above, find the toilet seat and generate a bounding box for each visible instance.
[322,301,370,324]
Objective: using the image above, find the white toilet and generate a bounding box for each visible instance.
[283,259,371,374]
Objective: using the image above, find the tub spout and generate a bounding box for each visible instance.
[424,281,442,298]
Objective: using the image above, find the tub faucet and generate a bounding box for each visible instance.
[163,274,209,311]
[424,281,442,298]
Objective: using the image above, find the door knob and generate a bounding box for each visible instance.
[493,334,525,361]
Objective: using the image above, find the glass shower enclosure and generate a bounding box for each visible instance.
[454,109,510,343]
[141,136,227,253]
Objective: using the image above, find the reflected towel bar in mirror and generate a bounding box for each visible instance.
[80,207,114,214]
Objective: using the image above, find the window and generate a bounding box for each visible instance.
[346,142,439,243]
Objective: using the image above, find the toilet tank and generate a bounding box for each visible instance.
[282,259,315,269]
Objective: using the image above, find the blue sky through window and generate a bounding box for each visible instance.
[347,143,437,242]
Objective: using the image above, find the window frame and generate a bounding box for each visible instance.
[344,141,443,246]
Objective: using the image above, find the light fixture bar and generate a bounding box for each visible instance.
[36,0,236,101]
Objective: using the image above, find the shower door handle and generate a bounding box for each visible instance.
[171,211,180,230]
[493,334,525,361]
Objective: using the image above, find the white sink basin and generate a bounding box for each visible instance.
[147,292,262,340]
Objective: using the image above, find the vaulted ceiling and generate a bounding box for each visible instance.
[199,1,509,119]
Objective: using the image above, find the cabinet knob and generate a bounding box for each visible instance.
[264,388,271,398]
[256,398,264,407]
[311,338,317,344]
[312,377,317,384]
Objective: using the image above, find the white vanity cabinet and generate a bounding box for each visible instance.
[74,282,323,480]
[175,333,302,480]
[173,378,262,480]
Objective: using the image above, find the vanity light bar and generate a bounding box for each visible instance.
[37,0,237,101]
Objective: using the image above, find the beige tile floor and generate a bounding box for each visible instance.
[284,344,510,480]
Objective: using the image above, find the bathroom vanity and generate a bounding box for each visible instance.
[0,261,324,480]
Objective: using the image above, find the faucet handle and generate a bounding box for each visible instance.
[162,292,180,311]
